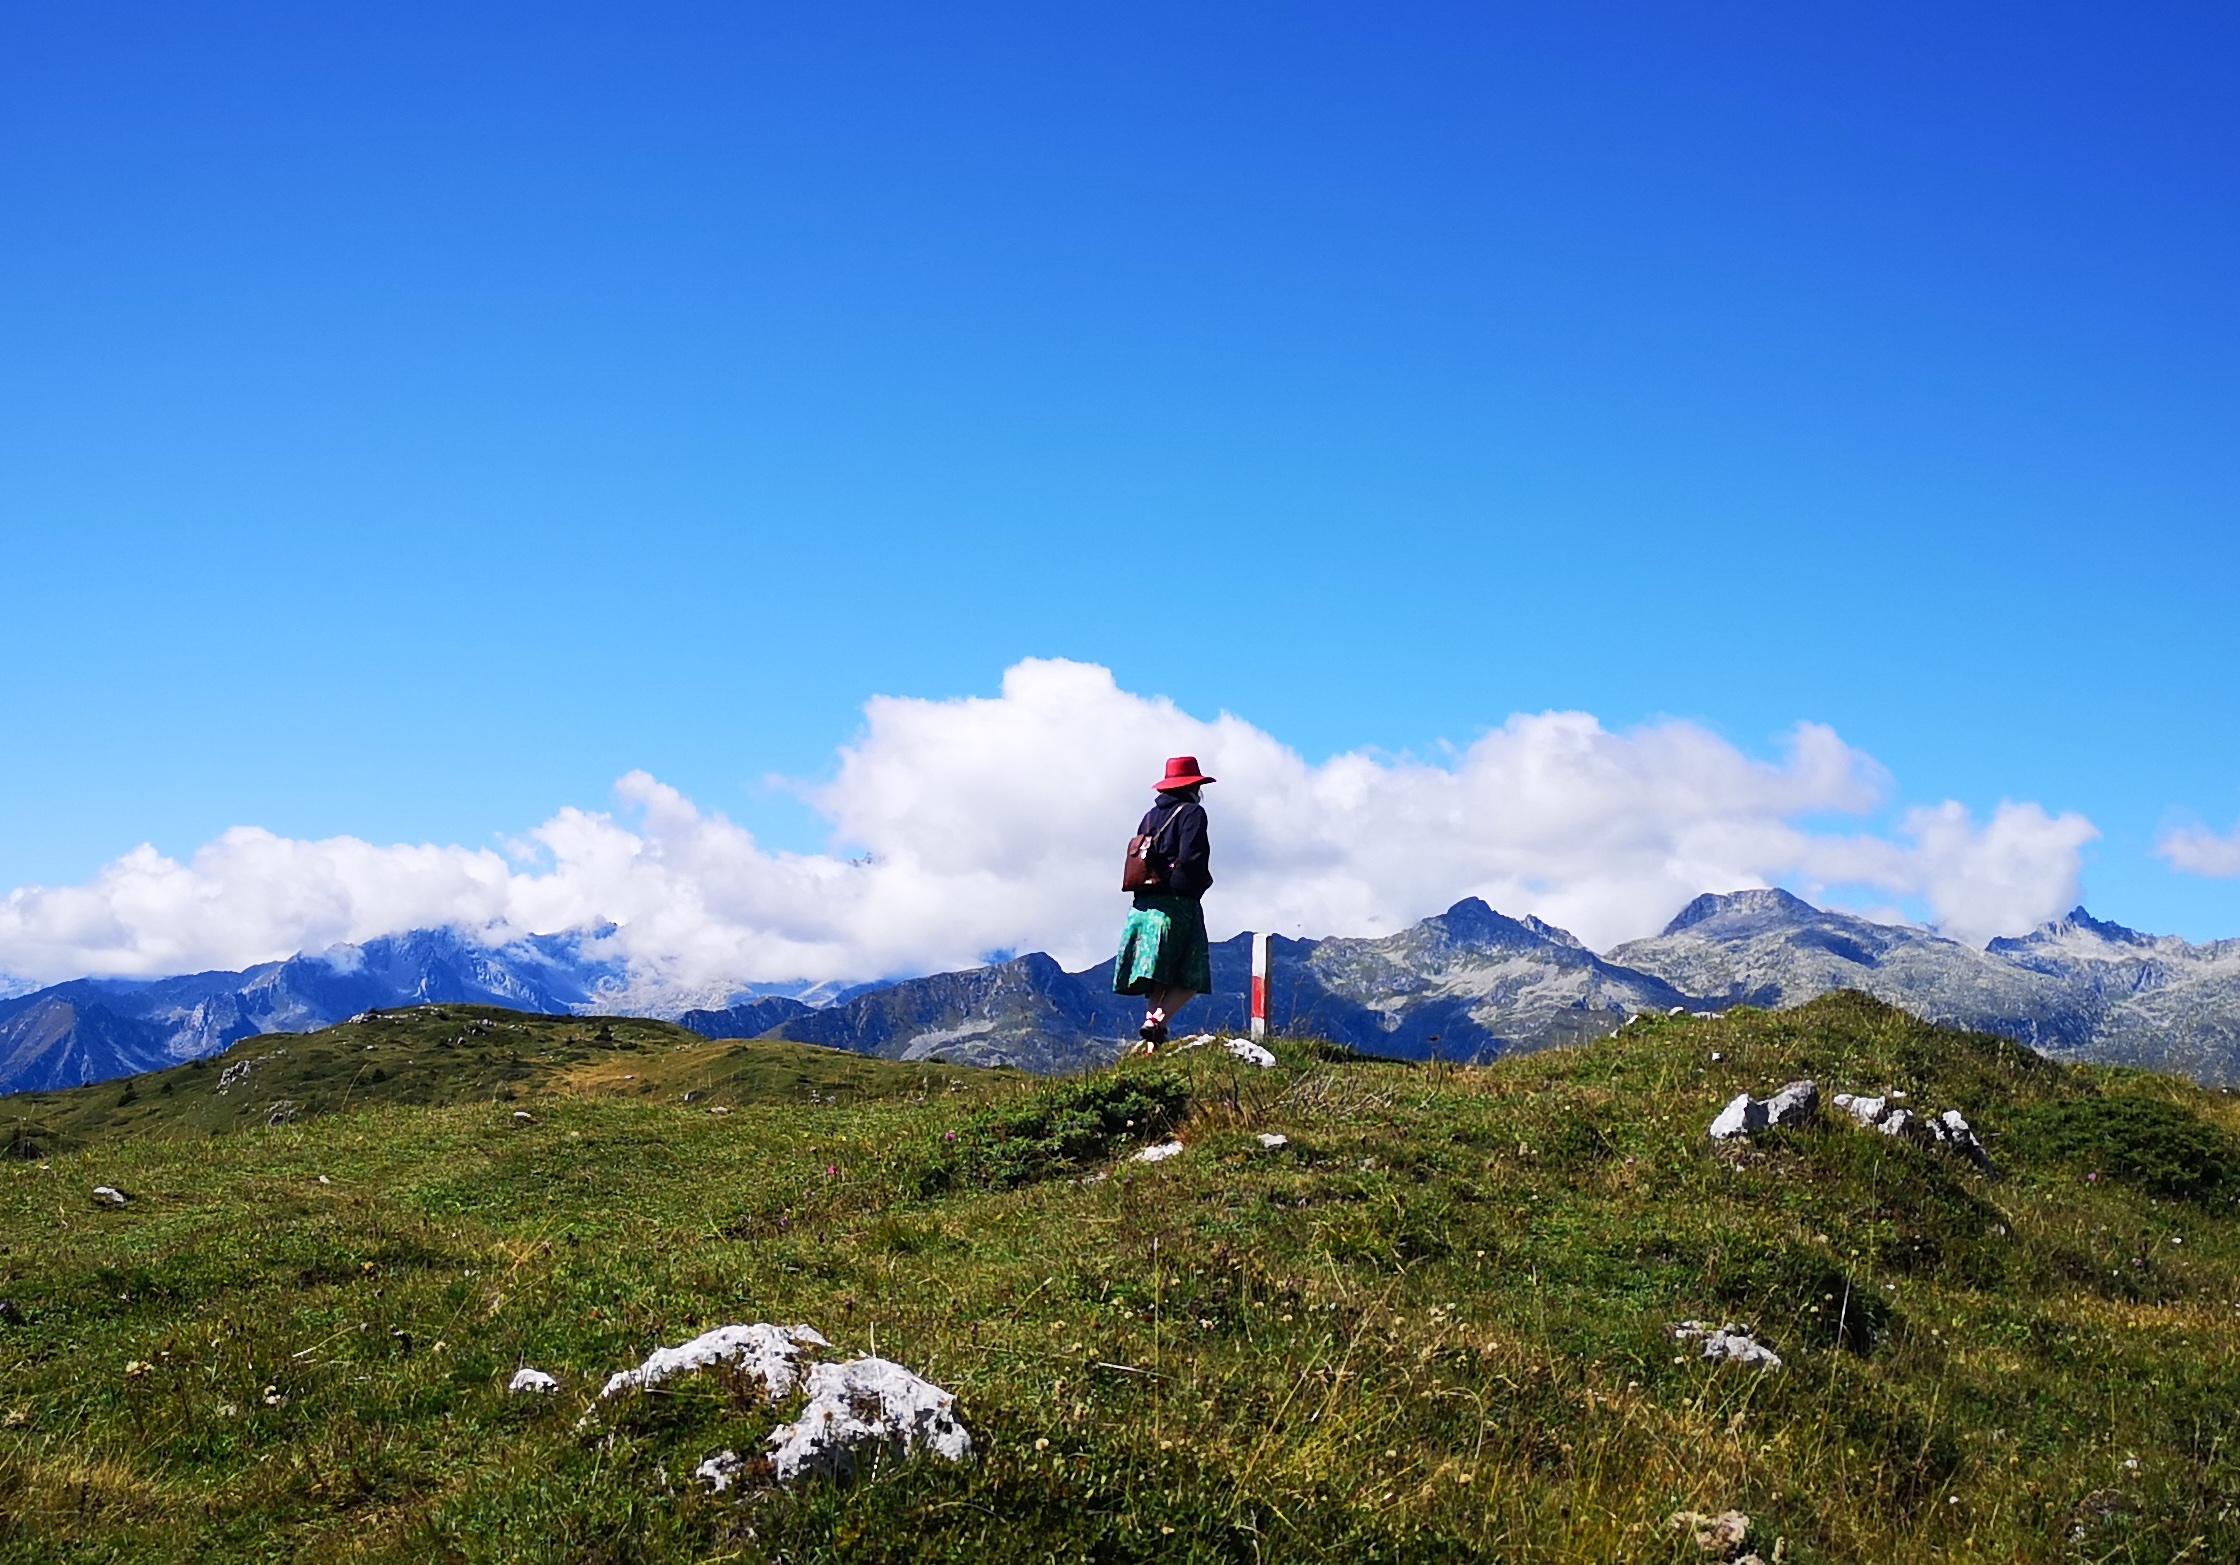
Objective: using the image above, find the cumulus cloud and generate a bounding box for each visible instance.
[0,658,2100,986]
[2157,820,2240,879]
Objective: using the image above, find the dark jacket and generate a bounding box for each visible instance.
[1136,794,1212,900]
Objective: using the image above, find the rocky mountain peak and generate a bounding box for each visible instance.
[1988,906,2151,956]
[1422,898,1568,953]
[1517,914,1585,950]
[1660,887,1816,937]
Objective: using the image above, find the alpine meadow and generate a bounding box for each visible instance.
[6,996,2240,1560]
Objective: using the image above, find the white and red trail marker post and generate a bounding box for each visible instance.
[1250,932,1271,1040]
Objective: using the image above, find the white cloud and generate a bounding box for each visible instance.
[0,658,2101,986]
[1888,801,2098,944]
[2157,820,2240,879]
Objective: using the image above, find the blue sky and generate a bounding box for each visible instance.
[3,1,2236,971]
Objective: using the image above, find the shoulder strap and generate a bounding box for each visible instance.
[1156,799,1198,851]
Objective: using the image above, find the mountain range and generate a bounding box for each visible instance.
[7,890,2240,1094]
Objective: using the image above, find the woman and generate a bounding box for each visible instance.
[1113,755,1215,1049]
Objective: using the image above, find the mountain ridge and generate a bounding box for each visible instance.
[11,890,2240,1092]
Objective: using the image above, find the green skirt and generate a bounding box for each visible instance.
[1113,893,1212,996]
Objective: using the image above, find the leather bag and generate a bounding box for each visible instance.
[1122,804,1192,893]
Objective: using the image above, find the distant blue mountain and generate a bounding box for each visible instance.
[0,928,630,1094]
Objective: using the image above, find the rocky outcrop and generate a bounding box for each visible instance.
[595,1322,829,1403]
[766,1356,972,1484]
[1708,1081,1819,1140]
[1834,1092,1992,1169]
[589,1322,971,1493]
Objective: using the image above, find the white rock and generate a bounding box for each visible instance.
[1701,1331,1783,1371]
[508,1368,559,1395]
[1834,1092,1890,1126]
[512,1110,533,1123]
[1671,1509,1752,1554]
[1932,1108,1992,1168]
[766,1356,971,1484]
[1709,1081,1817,1140]
[1763,1080,1819,1128]
[1708,1093,1761,1140]
[694,1448,745,1492]
[1170,1034,1274,1067]
[1132,1140,1185,1163]
[1837,1091,1988,1168]
[597,1323,830,1403]
[92,1186,128,1207]
[1673,1320,1782,1371]
[1256,1133,1289,1150]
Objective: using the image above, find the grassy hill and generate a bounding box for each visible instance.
[0,1005,1010,1155]
[3,994,2238,1561]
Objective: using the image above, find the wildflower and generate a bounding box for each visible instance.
[124,1360,153,1381]
[825,1164,838,1177]
[944,1130,958,1143]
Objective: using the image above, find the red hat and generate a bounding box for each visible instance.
[1155,756,1216,791]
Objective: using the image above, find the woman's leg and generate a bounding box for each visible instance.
[1140,984,1191,1047]
[1138,989,1168,1046]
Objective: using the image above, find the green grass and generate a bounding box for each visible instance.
[3,993,2238,1561]
[0,1005,1009,1155]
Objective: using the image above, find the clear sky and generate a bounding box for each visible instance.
[2,2,2236,980]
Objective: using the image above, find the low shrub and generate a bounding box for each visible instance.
[2014,1094,2240,1204]
[909,1066,1189,1195]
